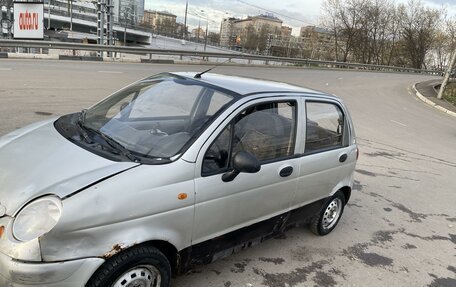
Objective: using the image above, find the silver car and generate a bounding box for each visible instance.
[0,72,358,287]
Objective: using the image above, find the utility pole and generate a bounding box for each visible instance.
[183,0,188,39]
[70,0,73,30]
[48,0,51,29]
[106,0,113,56]
[197,18,200,43]
[123,7,129,46]
[202,10,208,52]
[437,49,456,100]
[97,0,105,56]
[204,21,208,52]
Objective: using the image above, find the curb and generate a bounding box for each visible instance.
[140,59,174,64]
[6,53,58,60]
[2,53,178,65]
[59,55,103,61]
[412,83,456,118]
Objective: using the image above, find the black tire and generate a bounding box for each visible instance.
[310,191,345,236]
[86,245,171,287]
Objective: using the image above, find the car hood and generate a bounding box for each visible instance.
[0,119,139,216]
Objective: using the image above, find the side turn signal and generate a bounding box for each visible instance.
[177,193,188,200]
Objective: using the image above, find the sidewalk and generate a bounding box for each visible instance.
[414,79,456,117]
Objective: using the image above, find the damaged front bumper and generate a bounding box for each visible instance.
[0,251,104,287]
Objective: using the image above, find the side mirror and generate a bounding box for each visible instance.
[120,102,130,111]
[222,151,261,182]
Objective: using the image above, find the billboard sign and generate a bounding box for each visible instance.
[13,2,44,39]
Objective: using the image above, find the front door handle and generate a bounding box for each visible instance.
[279,166,293,177]
[339,154,348,163]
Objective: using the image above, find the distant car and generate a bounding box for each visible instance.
[0,72,358,287]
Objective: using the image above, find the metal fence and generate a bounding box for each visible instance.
[0,39,444,75]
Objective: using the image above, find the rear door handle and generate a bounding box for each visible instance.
[339,154,348,163]
[279,166,293,177]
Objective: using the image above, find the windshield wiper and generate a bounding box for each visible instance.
[99,132,139,162]
[76,109,93,144]
[85,126,139,163]
[76,109,138,162]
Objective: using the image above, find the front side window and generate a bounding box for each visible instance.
[203,101,297,176]
[305,101,344,154]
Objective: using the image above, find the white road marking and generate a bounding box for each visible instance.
[97,70,123,74]
[0,68,12,71]
[390,120,407,127]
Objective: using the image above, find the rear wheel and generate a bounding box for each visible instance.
[310,191,345,236]
[86,245,171,287]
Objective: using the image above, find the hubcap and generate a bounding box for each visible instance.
[322,198,342,230]
[112,265,161,287]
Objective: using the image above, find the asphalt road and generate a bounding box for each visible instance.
[0,60,455,287]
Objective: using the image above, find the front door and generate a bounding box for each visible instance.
[192,99,302,245]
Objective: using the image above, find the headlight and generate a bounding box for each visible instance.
[12,196,62,242]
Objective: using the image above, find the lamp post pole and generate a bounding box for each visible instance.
[199,10,208,53]
[204,14,208,52]
[48,0,51,28]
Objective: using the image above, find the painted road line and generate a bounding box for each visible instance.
[390,120,407,127]
[98,70,123,74]
[0,68,12,71]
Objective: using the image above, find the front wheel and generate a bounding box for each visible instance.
[310,191,345,236]
[86,245,171,287]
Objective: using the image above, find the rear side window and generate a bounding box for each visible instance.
[305,102,344,154]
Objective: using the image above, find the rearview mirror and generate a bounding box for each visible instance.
[222,151,261,182]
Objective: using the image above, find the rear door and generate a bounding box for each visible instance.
[292,98,355,209]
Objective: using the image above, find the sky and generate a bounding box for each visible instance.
[144,0,456,36]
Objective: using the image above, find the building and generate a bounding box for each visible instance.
[219,17,239,47]
[142,10,177,28]
[142,10,178,36]
[300,25,336,60]
[281,26,292,39]
[219,14,284,48]
[113,0,145,25]
[235,14,282,35]
[191,27,205,40]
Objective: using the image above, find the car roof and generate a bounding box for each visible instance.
[171,72,337,99]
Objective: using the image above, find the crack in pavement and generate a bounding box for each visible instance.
[358,138,456,168]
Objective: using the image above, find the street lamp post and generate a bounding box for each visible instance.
[203,13,208,52]
[197,18,200,43]
[122,7,131,46]
[199,10,208,53]
[70,0,73,30]
[124,9,127,46]
[48,0,51,29]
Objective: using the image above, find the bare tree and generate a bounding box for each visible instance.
[258,24,272,52]
[208,32,220,45]
[243,24,259,52]
[321,0,450,69]
[321,0,340,61]
[399,0,441,69]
